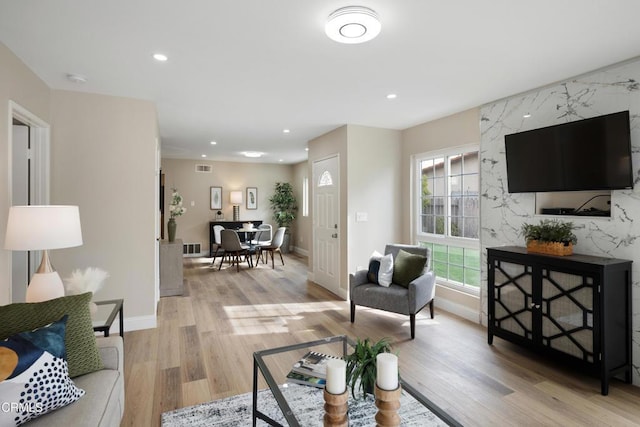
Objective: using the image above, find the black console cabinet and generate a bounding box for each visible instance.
[487,246,632,395]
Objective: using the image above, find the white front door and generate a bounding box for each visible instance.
[312,155,340,295]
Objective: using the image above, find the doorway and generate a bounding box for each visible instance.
[312,155,340,296]
[9,102,50,302]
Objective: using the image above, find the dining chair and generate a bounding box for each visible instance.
[250,224,272,246]
[210,225,225,266]
[256,227,286,269]
[218,229,252,272]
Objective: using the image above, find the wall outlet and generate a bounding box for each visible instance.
[190,201,195,207]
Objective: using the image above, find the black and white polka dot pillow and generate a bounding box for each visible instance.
[0,316,85,426]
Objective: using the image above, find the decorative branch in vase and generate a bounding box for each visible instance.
[168,188,186,242]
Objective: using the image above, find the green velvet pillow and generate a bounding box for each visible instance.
[0,292,103,377]
[392,249,427,288]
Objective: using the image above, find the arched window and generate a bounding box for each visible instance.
[318,170,333,187]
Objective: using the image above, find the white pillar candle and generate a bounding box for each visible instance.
[376,353,398,391]
[325,359,346,394]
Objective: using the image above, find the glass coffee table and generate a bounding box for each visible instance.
[252,335,461,427]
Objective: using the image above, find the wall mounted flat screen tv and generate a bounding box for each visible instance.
[505,111,633,193]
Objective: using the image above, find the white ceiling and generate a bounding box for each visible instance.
[2,1,640,164]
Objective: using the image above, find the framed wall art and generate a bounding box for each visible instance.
[210,186,222,210]
[246,187,257,210]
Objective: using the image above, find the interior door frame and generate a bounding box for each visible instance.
[8,101,50,303]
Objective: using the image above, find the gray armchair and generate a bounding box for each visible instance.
[349,244,436,339]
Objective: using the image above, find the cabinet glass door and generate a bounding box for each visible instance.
[492,260,533,340]
[540,269,594,362]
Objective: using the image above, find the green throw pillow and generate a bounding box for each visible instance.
[0,292,103,377]
[392,249,427,288]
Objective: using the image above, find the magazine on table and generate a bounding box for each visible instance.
[290,351,342,379]
[285,370,326,388]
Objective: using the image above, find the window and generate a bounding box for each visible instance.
[318,170,333,187]
[302,177,309,217]
[415,145,480,293]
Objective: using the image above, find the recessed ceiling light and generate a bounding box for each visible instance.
[386,93,397,99]
[242,151,264,158]
[279,159,284,162]
[523,113,532,118]
[325,6,381,44]
[153,53,168,62]
[305,148,309,151]
[66,73,87,84]
[283,129,290,134]
[201,154,207,158]
[210,141,217,145]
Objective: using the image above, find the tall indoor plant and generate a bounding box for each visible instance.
[269,182,297,253]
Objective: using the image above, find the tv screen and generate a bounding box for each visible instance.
[505,111,633,193]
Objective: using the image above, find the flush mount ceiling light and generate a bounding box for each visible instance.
[325,6,381,44]
[242,151,264,158]
[153,53,168,62]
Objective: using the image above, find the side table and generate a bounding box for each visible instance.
[92,299,124,339]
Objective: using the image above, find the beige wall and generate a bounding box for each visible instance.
[292,161,310,254]
[0,42,51,305]
[346,125,402,275]
[401,108,481,318]
[50,90,158,323]
[160,158,294,251]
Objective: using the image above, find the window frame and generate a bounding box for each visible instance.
[413,143,480,295]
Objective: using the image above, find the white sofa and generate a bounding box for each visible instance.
[27,336,125,427]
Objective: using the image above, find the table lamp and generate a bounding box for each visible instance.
[230,191,242,221]
[4,205,83,302]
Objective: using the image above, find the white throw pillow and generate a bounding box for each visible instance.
[377,253,394,287]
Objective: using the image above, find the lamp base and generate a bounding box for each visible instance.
[233,205,240,221]
[26,271,65,302]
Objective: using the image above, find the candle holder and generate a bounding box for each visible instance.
[323,388,348,427]
[374,383,401,427]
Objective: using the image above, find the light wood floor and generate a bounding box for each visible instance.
[121,253,640,426]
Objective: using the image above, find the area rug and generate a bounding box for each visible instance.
[162,383,449,426]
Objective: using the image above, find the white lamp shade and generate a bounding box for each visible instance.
[230,191,243,204]
[4,205,83,250]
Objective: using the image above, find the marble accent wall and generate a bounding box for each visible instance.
[480,58,640,385]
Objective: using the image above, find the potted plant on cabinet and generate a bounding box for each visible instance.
[345,337,393,399]
[269,182,297,253]
[521,219,577,256]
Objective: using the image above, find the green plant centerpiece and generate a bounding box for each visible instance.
[269,182,298,253]
[520,219,577,256]
[345,337,393,399]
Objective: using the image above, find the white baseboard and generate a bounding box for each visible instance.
[293,246,308,257]
[98,314,157,336]
[435,298,481,324]
[183,251,207,258]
